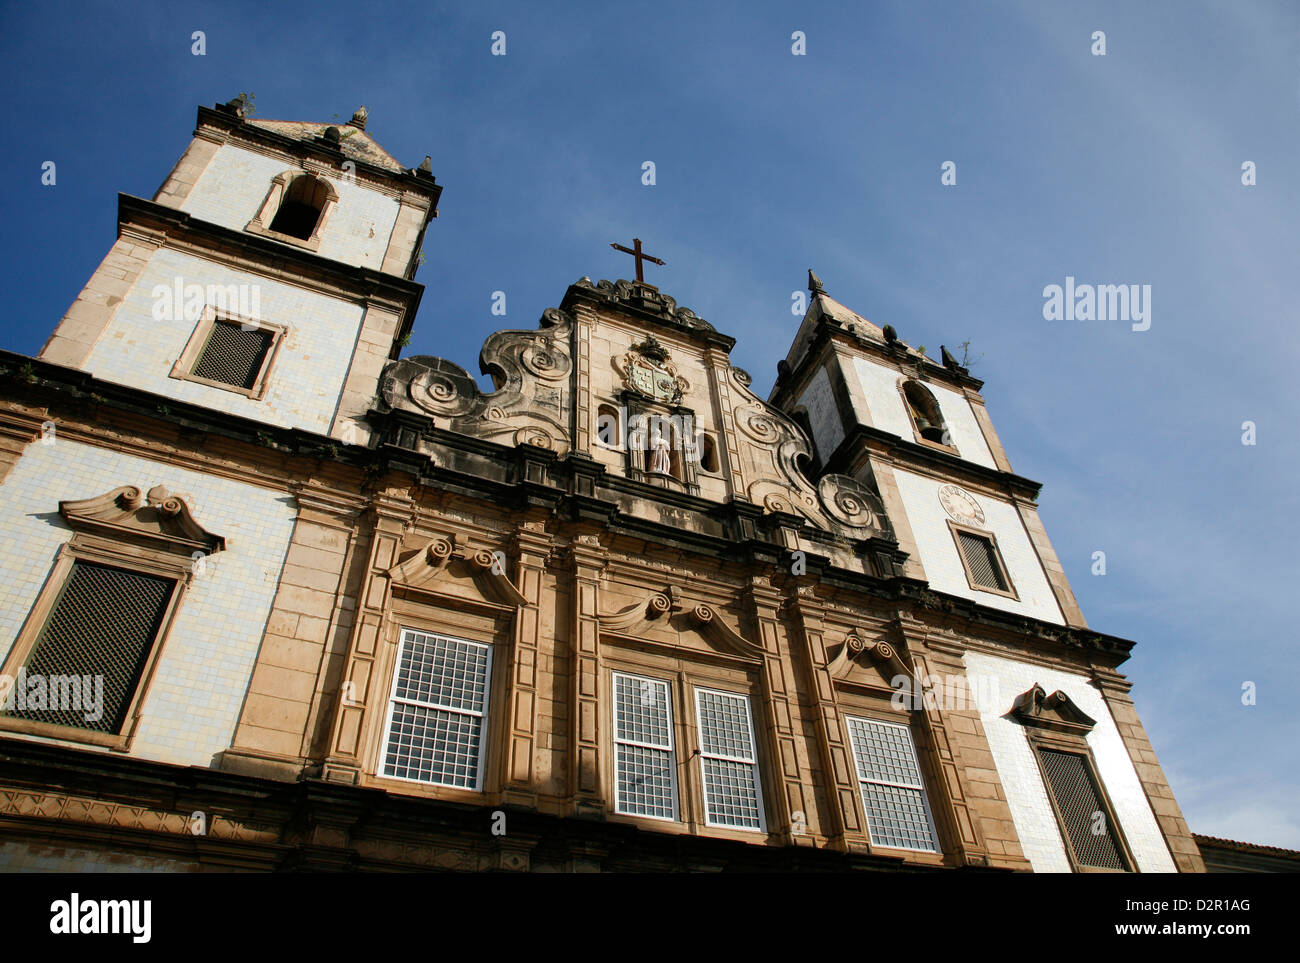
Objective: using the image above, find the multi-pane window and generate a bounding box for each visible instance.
[612,673,677,820]
[846,716,939,852]
[381,630,491,790]
[191,320,275,391]
[953,526,1014,596]
[4,560,174,734]
[694,688,764,831]
[1037,747,1129,871]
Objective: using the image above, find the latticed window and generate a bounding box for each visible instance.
[612,672,677,819]
[5,561,174,733]
[956,529,1010,593]
[191,320,274,391]
[1037,748,1129,870]
[694,688,764,830]
[846,716,939,852]
[381,631,492,790]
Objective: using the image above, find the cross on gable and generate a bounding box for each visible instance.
[610,237,665,284]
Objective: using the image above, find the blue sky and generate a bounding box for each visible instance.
[2,0,1296,848]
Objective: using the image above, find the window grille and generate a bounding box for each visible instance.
[957,530,1009,592]
[846,716,939,851]
[381,631,491,790]
[191,320,273,391]
[612,673,677,819]
[694,688,764,830]
[6,561,173,733]
[1038,748,1128,870]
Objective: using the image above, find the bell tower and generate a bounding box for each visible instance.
[38,96,442,445]
[769,271,1087,627]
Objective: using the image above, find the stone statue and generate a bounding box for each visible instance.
[650,432,672,475]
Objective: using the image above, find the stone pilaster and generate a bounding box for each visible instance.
[744,579,812,846]
[1091,667,1206,873]
[224,483,366,779]
[566,537,607,816]
[1012,495,1087,628]
[785,587,872,852]
[320,491,415,784]
[499,524,550,807]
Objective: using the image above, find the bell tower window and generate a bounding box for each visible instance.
[900,380,957,452]
[246,170,339,252]
[269,175,329,240]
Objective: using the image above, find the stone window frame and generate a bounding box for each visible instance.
[1024,727,1136,873]
[244,169,340,253]
[947,519,1019,601]
[170,306,287,400]
[897,377,961,456]
[374,626,495,793]
[610,669,681,822]
[0,532,194,752]
[841,712,943,854]
[361,597,512,803]
[828,684,949,865]
[601,649,770,841]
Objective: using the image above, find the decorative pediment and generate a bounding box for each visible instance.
[59,485,225,557]
[573,277,717,333]
[389,534,528,608]
[1011,684,1097,735]
[829,632,912,686]
[596,587,763,662]
[380,306,574,454]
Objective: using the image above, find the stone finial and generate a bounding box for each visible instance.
[322,126,342,144]
[808,269,826,295]
[348,106,368,130]
[941,345,961,370]
[882,324,898,343]
[418,155,432,173]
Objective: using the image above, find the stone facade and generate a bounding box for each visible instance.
[0,101,1206,872]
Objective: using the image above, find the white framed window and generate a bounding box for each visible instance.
[380,629,492,790]
[845,716,939,852]
[694,687,765,831]
[612,672,678,820]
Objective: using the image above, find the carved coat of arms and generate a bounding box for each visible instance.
[616,335,688,404]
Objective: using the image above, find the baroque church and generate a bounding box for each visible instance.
[0,98,1206,872]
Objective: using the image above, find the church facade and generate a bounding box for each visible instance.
[0,99,1204,872]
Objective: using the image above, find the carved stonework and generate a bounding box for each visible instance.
[59,484,226,557]
[1011,684,1097,735]
[380,306,574,454]
[573,277,716,333]
[615,336,689,404]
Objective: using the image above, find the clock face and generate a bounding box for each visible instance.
[938,485,985,526]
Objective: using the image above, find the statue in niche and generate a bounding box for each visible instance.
[649,429,672,475]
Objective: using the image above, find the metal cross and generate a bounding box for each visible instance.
[610,237,665,283]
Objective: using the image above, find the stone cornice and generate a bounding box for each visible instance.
[195,105,443,204]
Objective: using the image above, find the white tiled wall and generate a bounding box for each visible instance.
[851,356,995,468]
[890,468,1064,624]
[83,247,364,434]
[963,651,1177,873]
[178,144,401,270]
[0,440,295,767]
[796,366,844,462]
